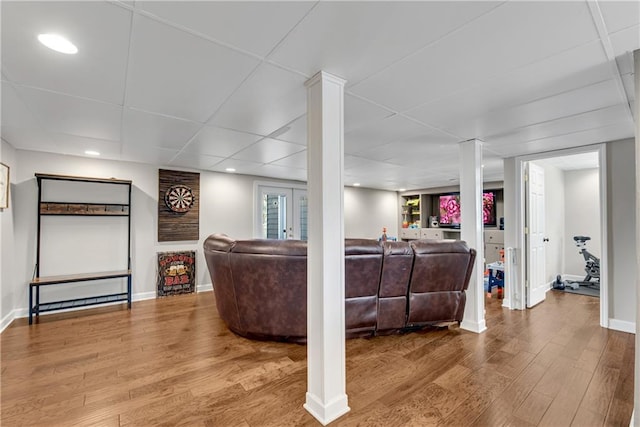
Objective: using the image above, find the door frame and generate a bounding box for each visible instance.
[512,144,608,328]
[253,180,307,239]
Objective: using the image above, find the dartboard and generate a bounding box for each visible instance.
[165,185,194,213]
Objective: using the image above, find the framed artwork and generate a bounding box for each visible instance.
[0,162,9,209]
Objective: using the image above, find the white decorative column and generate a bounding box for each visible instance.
[459,139,487,333]
[304,71,350,425]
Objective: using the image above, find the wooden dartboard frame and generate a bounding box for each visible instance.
[158,169,200,242]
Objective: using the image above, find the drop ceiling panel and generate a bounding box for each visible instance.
[484,104,631,148]
[121,145,178,165]
[210,63,308,137]
[270,115,306,145]
[169,152,225,170]
[0,125,54,151]
[344,94,394,133]
[599,1,640,33]
[1,82,40,130]
[50,133,122,160]
[345,115,446,155]
[490,122,634,157]
[2,2,638,191]
[386,148,460,172]
[251,164,306,182]
[126,14,260,122]
[138,2,315,58]
[206,158,263,175]
[17,86,122,141]
[350,1,599,111]
[270,150,307,169]
[182,125,261,158]
[434,79,624,140]
[231,138,305,164]
[269,1,501,84]
[1,1,131,104]
[122,109,201,150]
[406,41,611,133]
[361,133,458,163]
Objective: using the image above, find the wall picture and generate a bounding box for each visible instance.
[157,250,196,296]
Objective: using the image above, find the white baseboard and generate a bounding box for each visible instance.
[460,319,488,334]
[629,409,634,427]
[197,283,213,292]
[0,290,167,333]
[608,318,636,334]
[1,309,21,333]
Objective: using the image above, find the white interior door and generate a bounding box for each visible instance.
[526,162,547,307]
[257,185,307,240]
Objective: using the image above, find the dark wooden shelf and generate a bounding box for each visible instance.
[39,202,129,216]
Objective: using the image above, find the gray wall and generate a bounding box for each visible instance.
[606,139,637,325]
[0,140,17,329]
[564,168,600,276]
[1,148,399,328]
[344,186,398,240]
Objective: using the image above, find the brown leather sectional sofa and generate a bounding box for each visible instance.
[203,234,476,342]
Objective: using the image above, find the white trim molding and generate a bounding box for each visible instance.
[608,319,636,334]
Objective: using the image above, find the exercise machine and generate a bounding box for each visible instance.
[554,235,600,290]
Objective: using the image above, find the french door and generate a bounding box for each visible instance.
[257,185,307,240]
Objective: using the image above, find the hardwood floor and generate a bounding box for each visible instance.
[1,290,634,426]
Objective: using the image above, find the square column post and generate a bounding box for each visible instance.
[459,139,487,333]
[304,71,350,425]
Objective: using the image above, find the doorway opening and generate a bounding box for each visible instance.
[513,145,607,326]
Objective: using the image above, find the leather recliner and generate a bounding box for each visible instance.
[203,234,476,342]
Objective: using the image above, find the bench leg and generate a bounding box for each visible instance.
[29,285,33,325]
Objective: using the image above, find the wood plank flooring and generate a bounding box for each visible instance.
[1,290,634,426]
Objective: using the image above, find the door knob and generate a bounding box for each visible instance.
[543,237,549,242]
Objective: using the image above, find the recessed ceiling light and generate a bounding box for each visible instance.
[225,168,236,173]
[353,183,361,187]
[84,150,100,156]
[399,188,406,192]
[38,33,78,54]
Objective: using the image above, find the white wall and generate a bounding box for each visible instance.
[2,149,399,326]
[344,186,398,239]
[538,162,565,284]
[564,168,601,276]
[607,139,637,326]
[1,140,17,330]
